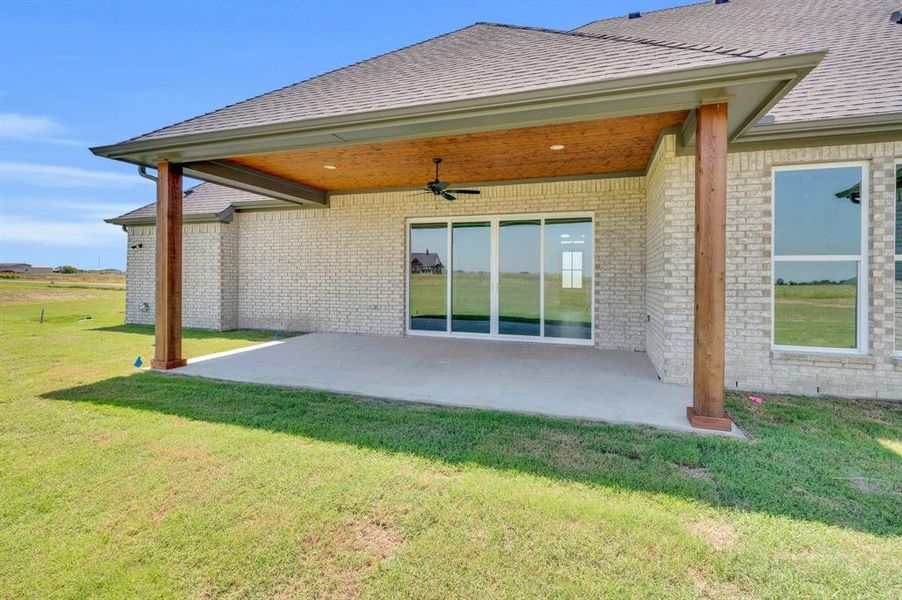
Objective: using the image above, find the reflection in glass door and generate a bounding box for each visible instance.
[499,220,541,336]
[409,223,447,331]
[544,218,593,339]
[451,222,491,333]
[408,215,593,343]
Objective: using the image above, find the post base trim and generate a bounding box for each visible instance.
[151,358,188,370]
[686,406,733,431]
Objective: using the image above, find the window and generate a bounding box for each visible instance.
[772,164,867,352]
[561,251,583,289]
[895,161,901,353]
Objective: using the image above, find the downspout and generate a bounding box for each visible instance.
[138,165,158,182]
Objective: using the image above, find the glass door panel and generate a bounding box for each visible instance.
[409,223,447,331]
[544,218,592,339]
[451,222,491,333]
[499,220,541,336]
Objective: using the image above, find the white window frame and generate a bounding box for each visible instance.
[771,162,869,355]
[406,211,595,346]
[894,159,901,356]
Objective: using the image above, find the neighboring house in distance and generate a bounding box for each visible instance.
[103,0,902,410]
[410,251,444,274]
[0,263,54,274]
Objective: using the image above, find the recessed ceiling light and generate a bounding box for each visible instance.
[549,144,565,151]
[323,164,337,170]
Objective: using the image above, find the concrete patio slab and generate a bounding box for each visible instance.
[169,333,743,437]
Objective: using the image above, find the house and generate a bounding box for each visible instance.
[0,263,54,275]
[410,251,444,274]
[101,0,902,430]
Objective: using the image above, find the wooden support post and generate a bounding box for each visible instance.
[151,161,187,370]
[687,103,732,431]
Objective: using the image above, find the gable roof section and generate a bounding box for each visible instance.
[575,0,902,127]
[125,22,775,143]
[106,182,289,225]
[410,252,443,268]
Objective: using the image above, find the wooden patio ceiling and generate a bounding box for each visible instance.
[226,111,687,192]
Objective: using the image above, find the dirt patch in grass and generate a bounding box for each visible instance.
[513,427,646,472]
[87,431,119,446]
[0,285,117,305]
[689,567,748,599]
[676,465,715,484]
[270,579,312,600]
[684,517,738,551]
[341,517,405,563]
[295,517,406,599]
[847,472,902,497]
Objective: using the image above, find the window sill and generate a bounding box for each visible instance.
[771,349,876,369]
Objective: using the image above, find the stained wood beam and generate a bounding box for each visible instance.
[151,161,187,370]
[184,160,328,206]
[687,103,732,432]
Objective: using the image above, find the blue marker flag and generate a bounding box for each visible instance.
[134,356,143,368]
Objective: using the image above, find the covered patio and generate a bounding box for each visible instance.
[91,24,824,431]
[171,333,742,436]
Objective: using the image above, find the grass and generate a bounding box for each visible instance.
[411,272,591,324]
[16,272,126,284]
[1,280,901,598]
[774,283,857,348]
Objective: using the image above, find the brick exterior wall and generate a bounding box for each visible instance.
[646,135,902,400]
[220,221,239,330]
[125,222,235,330]
[236,178,648,349]
[123,139,902,400]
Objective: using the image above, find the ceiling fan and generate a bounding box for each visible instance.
[420,158,480,201]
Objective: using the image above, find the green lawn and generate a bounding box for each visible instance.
[2,280,901,598]
[411,272,591,324]
[775,283,857,348]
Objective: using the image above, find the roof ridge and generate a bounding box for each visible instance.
[113,200,156,221]
[122,23,484,143]
[116,181,207,218]
[571,0,708,32]
[477,21,772,59]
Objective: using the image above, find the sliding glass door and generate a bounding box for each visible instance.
[408,214,593,343]
[499,220,541,336]
[544,218,593,339]
[409,223,447,331]
[451,222,491,333]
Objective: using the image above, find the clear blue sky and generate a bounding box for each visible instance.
[0,0,688,270]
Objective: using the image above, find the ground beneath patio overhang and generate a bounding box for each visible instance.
[166,333,743,437]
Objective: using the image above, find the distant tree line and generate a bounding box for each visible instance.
[775,278,855,286]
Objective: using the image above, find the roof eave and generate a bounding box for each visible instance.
[105,211,232,226]
[735,111,902,144]
[91,51,825,167]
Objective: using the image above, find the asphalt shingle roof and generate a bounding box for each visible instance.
[129,22,773,142]
[574,0,902,125]
[108,182,275,224]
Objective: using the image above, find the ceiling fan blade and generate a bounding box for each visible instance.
[445,189,480,194]
[441,192,456,201]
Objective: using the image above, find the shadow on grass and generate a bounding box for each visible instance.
[43,373,902,537]
[90,324,283,342]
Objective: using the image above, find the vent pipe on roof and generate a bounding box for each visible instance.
[891,10,902,24]
[628,11,641,19]
[715,0,730,5]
